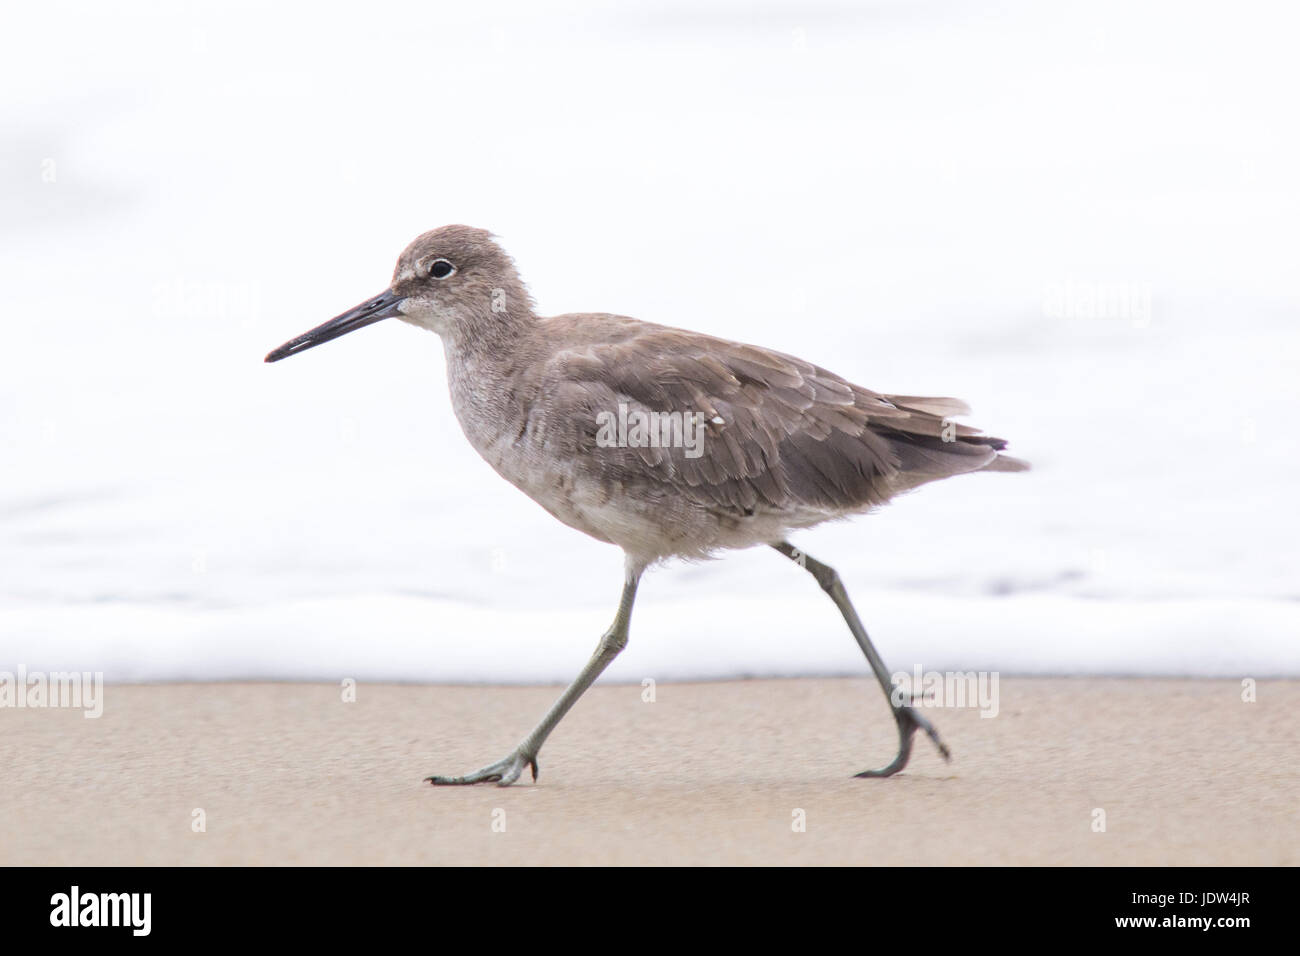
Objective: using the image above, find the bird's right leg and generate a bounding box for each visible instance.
[426,569,641,787]
[772,541,950,776]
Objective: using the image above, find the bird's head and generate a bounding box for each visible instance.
[264,225,533,363]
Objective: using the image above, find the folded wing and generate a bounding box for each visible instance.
[538,317,1020,516]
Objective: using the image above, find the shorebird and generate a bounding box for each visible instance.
[266,225,1028,786]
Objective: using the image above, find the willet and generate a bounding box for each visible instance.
[266,225,1028,786]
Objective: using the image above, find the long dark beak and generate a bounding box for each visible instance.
[264,290,407,363]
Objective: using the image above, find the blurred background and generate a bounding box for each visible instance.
[2,0,1296,682]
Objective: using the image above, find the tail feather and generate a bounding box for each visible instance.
[982,453,1030,473]
[869,392,1030,479]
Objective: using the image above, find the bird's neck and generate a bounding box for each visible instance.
[443,307,530,357]
[440,308,544,463]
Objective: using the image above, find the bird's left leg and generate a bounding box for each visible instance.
[772,541,950,777]
[426,567,642,787]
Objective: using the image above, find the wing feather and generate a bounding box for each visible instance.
[539,318,1011,516]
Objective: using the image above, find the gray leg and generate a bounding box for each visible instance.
[772,542,950,777]
[427,570,642,787]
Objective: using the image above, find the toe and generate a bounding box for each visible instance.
[495,758,525,787]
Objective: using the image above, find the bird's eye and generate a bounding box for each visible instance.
[427,259,456,279]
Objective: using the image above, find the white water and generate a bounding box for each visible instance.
[3,0,1297,681]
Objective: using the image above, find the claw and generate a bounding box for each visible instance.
[855,705,950,778]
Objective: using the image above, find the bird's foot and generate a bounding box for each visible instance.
[855,704,951,778]
[425,748,538,787]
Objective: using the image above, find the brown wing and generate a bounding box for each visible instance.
[538,318,1008,516]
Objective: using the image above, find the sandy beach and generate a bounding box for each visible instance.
[2,677,1295,866]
